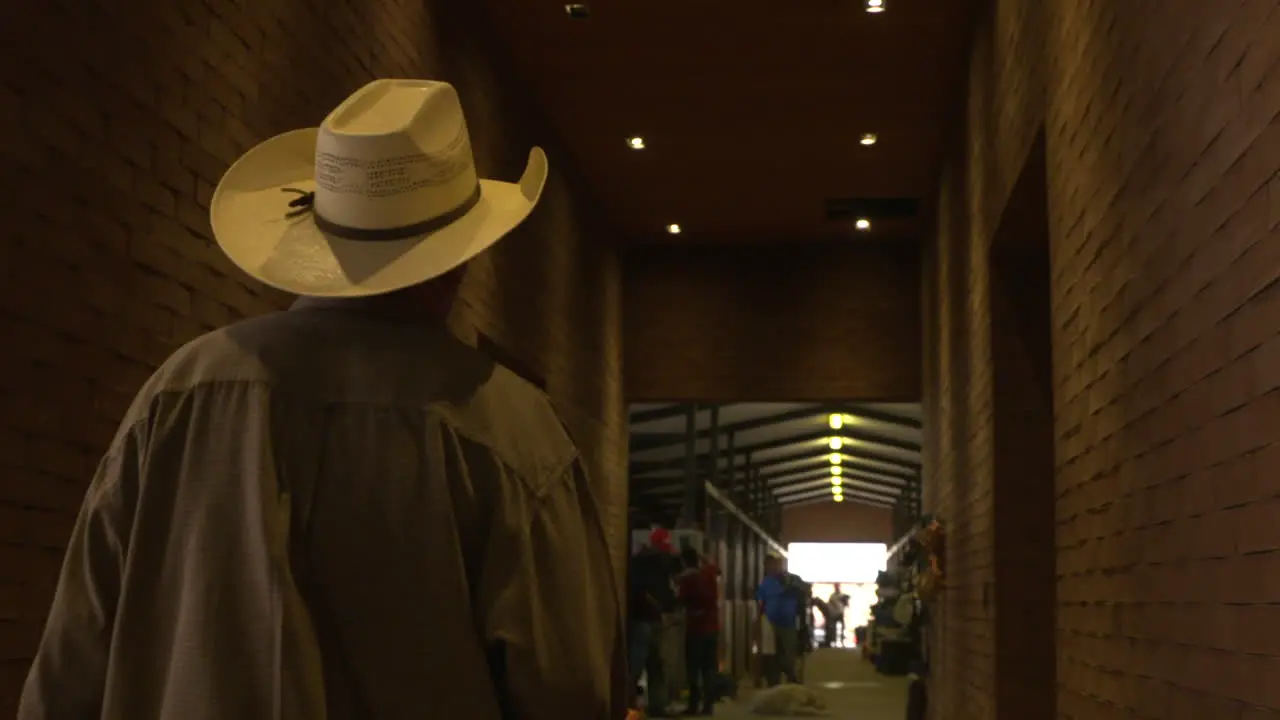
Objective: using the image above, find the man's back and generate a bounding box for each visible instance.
[679,564,721,635]
[631,548,678,619]
[20,304,623,719]
[757,575,799,627]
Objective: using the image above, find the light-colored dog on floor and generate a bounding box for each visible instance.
[749,683,830,716]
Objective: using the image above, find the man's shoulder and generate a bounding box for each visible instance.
[111,316,269,428]
[436,359,579,490]
[140,310,332,392]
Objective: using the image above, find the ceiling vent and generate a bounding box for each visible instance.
[824,197,918,221]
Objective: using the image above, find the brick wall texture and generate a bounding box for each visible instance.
[0,1,626,713]
[780,502,895,546]
[924,0,1280,718]
[624,243,923,402]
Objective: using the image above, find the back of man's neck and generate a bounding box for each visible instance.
[291,295,451,324]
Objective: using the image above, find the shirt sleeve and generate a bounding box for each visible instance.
[474,456,627,720]
[19,440,135,719]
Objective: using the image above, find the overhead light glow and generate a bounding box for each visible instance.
[828,437,843,450]
[831,466,843,476]
[855,218,871,231]
[666,223,682,234]
[829,453,842,465]
[627,136,646,150]
[834,494,845,502]
[866,0,885,12]
[828,413,844,429]
[860,133,878,146]
[832,476,843,486]
[832,486,844,496]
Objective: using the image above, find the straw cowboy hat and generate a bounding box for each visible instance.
[210,79,548,297]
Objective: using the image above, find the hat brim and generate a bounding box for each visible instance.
[210,128,548,297]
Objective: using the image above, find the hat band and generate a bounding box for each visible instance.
[304,184,483,242]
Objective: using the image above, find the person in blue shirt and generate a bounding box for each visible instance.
[755,556,801,686]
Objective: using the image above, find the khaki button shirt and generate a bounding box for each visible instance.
[19,303,625,719]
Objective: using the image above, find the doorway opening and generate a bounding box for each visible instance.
[988,130,1057,718]
[786,542,887,648]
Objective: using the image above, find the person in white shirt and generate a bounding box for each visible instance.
[827,585,848,648]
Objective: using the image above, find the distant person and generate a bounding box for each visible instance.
[756,557,801,686]
[677,546,721,716]
[630,528,680,716]
[18,79,625,719]
[827,585,848,647]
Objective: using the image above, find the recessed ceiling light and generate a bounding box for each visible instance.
[831,466,843,476]
[866,0,885,12]
[627,136,646,150]
[666,223,682,234]
[832,475,843,486]
[828,437,843,450]
[834,495,845,502]
[829,453,842,465]
[860,133,878,146]
[855,218,871,230]
[564,4,590,19]
[828,413,844,429]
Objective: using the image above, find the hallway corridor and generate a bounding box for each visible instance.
[3,0,1280,717]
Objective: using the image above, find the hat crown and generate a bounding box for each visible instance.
[312,80,480,232]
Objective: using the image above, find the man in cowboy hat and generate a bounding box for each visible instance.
[19,79,625,719]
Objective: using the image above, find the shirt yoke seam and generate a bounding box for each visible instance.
[102,378,578,503]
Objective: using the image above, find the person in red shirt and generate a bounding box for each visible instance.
[677,546,721,716]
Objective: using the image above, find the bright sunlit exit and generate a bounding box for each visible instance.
[786,542,888,583]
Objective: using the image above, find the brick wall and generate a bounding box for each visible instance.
[623,243,922,402]
[0,0,626,712]
[924,0,1280,718]
[780,502,895,545]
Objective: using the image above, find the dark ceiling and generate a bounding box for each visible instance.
[482,0,978,244]
[629,402,922,517]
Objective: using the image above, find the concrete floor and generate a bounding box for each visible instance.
[713,649,909,718]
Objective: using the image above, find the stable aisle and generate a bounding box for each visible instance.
[716,648,910,718]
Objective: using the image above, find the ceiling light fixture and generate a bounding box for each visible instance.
[832,477,843,488]
[866,0,885,13]
[626,136,646,150]
[860,133,878,146]
[834,494,845,502]
[828,437,843,450]
[828,413,844,429]
[829,453,842,465]
[855,218,871,231]
[831,467,843,477]
[665,223,682,234]
[832,486,844,497]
